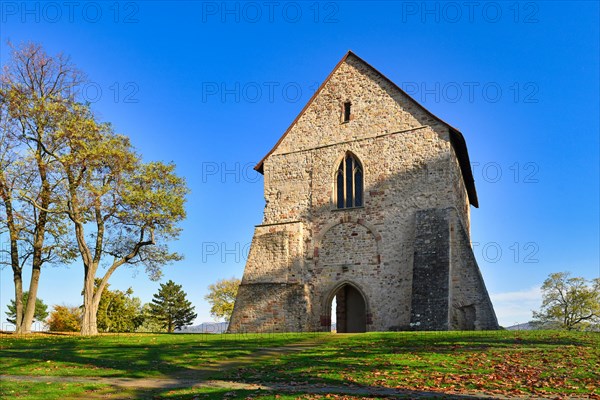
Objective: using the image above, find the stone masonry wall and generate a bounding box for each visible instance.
[228,222,307,332]
[409,208,451,331]
[227,283,307,333]
[450,145,471,233]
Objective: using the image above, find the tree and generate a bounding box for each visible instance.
[204,277,240,322]
[532,272,600,331]
[5,291,48,325]
[95,280,143,333]
[149,280,197,332]
[1,42,188,336]
[0,42,79,333]
[135,303,167,333]
[51,106,188,335]
[47,305,82,332]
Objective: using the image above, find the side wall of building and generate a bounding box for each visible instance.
[449,210,499,330]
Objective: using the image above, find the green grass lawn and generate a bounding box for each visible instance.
[1,330,598,399]
[0,332,316,378]
[222,330,600,397]
[0,380,120,399]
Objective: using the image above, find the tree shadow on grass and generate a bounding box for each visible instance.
[0,333,503,398]
[1,332,597,399]
[0,333,316,379]
[206,332,599,399]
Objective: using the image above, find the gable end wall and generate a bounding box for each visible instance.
[229,54,496,333]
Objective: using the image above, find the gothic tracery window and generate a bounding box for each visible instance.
[335,153,363,209]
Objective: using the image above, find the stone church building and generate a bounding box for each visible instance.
[228,51,498,333]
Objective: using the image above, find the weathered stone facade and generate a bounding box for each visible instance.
[228,52,498,332]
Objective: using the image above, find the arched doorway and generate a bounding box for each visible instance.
[331,284,367,333]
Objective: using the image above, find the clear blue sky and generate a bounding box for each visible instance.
[1,1,598,328]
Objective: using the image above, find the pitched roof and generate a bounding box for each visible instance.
[254,51,479,208]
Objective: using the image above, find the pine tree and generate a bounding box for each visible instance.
[149,280,197,332]
[6,292,49,325]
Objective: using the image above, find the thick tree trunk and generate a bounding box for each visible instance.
[81,304,99,335]
[20,265,41,333]
[9,217,23,334]
[20,203,47,333]
[1,180,24,333]
[81,266,99,335]
[13,272,23,334]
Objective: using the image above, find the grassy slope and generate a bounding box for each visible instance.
[0,331,598,399]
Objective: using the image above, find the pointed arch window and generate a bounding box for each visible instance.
[335,153,363,209]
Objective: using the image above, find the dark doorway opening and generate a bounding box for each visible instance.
[331,284,366,333]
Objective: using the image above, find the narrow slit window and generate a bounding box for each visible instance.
[336,166,345,209]
[343,102,351,123]
[345,156,353,207]
[335,153,363,209]
[354,168,363,207]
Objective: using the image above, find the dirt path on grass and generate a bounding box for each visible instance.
[0,336,585,399]
[0,375,576,399]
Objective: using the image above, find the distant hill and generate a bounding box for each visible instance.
[176,322,228,333]
[505,322,534,331]
[176,322,338,333]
